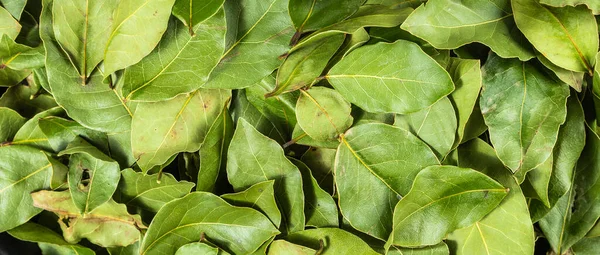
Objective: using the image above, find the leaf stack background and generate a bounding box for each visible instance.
[1,0,600,254]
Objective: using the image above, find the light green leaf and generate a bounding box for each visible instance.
[116,168,194,212]
[172,0,224,29]
[139,192,279,255]
[292,5,413,52]
[0,107,25,142]
[0,6,20,39]
[197,103,233,192]
[0,145,65,232]
[203,0,294,89]
[8,222,95,255]
[285,228,380,255]
[227,118,305,233]
[541,0,600,14]
[0,0,26,19]
[268,240,315,254]
[513,0,598,73]
[57,137,120,214]
[388,165,508,247]
[400,0,534,60]
[175,242,219,255]
[231,89,288,144]
[327,40,454,114]
[288,0,363,32]
[0,65,29,87]
[122,11,226,101]
[528,94,585,222]
[103,0,176,75]
[539,125,600,253]
[394,97,457,159]
[329,27,370,64]
[537,51,584,92]
[221,180,281,228]
[447,139,535,255]
[291,158,338,228]
[52,0,118,79]
[289,124,340,149]
[32,190,145,247]
[269,34,344,96]
[522,155,553,207]
[40,0,133,133]
[0,34,45,70]
[131,89,230,172]
[480,53,569,175]
[301,147,336,193]
[446,58,482,148]
[335,123,439,240]
[296,87,353,141]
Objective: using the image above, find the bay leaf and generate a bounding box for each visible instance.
[288,0,363,33]
[291,158,338,228]
[197,102,233,192]
[285,228,380,255]
[8,222,95,255]
[221,180,281,228]
[172,0,224,30]
[296,87,353,141]
[0,107,25,142]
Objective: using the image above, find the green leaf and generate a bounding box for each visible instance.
[116,168,194,212]
[400,0,534,60]
[284,228,380,255]
[541,0,600,14]
[537,51,584,92]
[131,88,230,172]
[291,158,339,228]
[289,124,340,149]
[539,125,600,253]
[388,242,450,255]
[0,145,66,232]
[0,34,45,70]
[512,0,598,73]
[8,222,95,255]
[528,95,585,221]
[52,0,118,79]
[38,116,109,153]
[172,0,224,29]
[0,6,20,39]
[0,0,26,19]
[11,107,64,151]
[40,0,133,133]
[227,118,305,233]
[572,237,600,255]
[327,40,454,114]
[221,180,281,228]
[139,192,279,255]
[0,107,25,142]
[268,240,315,254]
[56,137,120,214]
[203,0,294,89]
[394,97,457,159]
[292,5,413,52]
[269,34,344,96]
[31,190,145,247]
[335,123,439,240]
[288,0,363,32]
[388,165,508,247]
[197,103,234,192]
[0,65,29,87]
[296,87,353,141]
[122,11,226,101]
[447,139,535,255]
[103,0,177,75]
[108,242,139,255]
[0,84,58,118]
[301,147,336,194]
[480,53,569,175]
[246,74,299,135]
[175,242,219,255]
[446,58,482,148]
[231,89,288,144]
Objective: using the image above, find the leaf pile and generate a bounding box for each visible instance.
[1,0,600,254]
